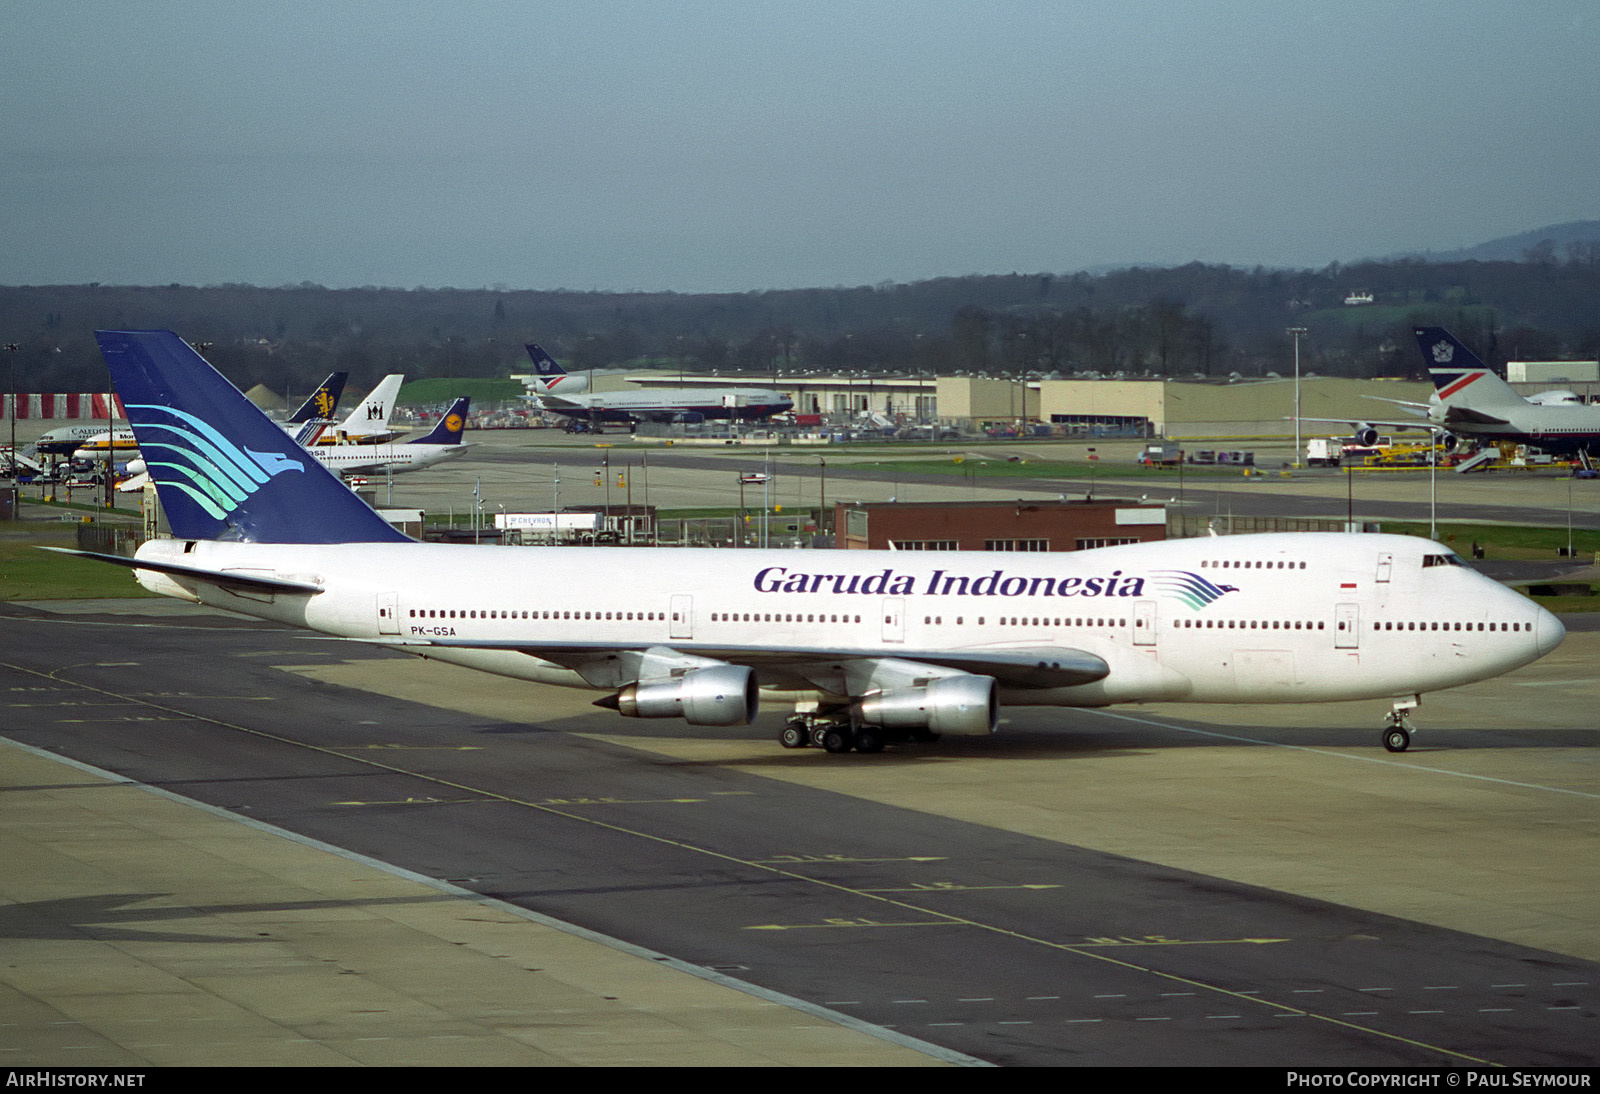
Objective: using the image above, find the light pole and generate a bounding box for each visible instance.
[818,457,827,537]
[5,343,18,487]
[1288,327,1307,469]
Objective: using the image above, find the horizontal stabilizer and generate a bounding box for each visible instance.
[39,547,325,595]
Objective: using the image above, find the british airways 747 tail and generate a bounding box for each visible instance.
[68,330,1564,755]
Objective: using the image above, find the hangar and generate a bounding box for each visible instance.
[516,367,1436,439]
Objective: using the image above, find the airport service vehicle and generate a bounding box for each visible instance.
[1137,442,1183,467]
[63,331,1564,757]
[1305,439,1343,467]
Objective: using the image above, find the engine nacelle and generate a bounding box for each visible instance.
[615,664,758,726]
[858,675,998,737]
[1354,424,1380,447]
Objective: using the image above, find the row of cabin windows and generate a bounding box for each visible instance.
[711,612,864,624]
[1176,618,1325,630]
[406,607,1525,634]
[1200,559,1306,569]
[922,615,1127,628]
[408,609,665,621]
[1376,620,1524,632]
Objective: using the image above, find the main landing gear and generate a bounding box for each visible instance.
[1383,696,1420,752]
[778,714,939,756]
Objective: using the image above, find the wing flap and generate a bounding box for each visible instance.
[361,635,1109,689]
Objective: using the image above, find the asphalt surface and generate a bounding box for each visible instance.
[2,598,1596,1067]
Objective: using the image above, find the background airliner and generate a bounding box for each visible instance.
[306,395,471,476]
[523,343,793,426]
[67,331,1563,756]
[524,344,592,394]
[1308,327,1600,455]
[308,374,406,445]
[1411,327,1600,454]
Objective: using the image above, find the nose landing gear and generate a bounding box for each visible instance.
[1383,696,1419,752]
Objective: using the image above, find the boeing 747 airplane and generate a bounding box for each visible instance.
[1305,327,1600,456]
[64,331,1563,755]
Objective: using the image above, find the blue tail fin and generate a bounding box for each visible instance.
[410,396,470,444]
[1415,327,1490,376]
[94,330,409,544]
[525,344,566,377]
[1414,327,1523,407]
[287,371,349,423]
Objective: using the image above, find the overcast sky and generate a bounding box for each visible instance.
[5,1,1598,293]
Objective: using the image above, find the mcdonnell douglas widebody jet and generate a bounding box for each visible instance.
[64,330,1563,755]
[523,343,794,426]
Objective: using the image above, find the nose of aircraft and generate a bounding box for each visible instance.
[1536,606,1566,658]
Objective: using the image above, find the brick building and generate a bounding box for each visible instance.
[834,498,1167,552]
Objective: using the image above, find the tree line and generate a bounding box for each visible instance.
[3,254,1599,399]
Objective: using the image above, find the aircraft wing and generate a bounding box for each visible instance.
[633,407,700,423]
[40,547,327,595]
[1295,416,1441,433]
[1361,395,1434,416]
[529,393,585,411]
[361,635,1110,689]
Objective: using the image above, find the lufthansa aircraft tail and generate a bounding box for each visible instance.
[1414,327,1526,412]
[409,396,471,445]
[94,330,410,545]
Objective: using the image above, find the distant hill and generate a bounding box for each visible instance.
[1390,220,1600,263]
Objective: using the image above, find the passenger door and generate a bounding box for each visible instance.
[1334,603,1359,649]
[670,595,693,640]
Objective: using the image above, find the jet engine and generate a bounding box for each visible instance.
[611,664,758,726]
[858,675,998,737]
[1354,423,1381,447]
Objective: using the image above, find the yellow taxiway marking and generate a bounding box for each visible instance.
[747,917,962,932]
[861,882,1061,894]
[756,854,948,865]
[331,794,712,807]
[333,796,483,807]
[342,744,487,751]
[1078,935,1289,948]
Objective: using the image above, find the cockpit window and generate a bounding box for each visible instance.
[1422,553,1464,568]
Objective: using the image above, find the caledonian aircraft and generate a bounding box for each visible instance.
[60,330,1564,755]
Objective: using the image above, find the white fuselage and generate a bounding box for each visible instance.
[307,442,469,476]
[128,533,1561,710]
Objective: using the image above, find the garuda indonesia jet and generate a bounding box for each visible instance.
[56,330,1564,758]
